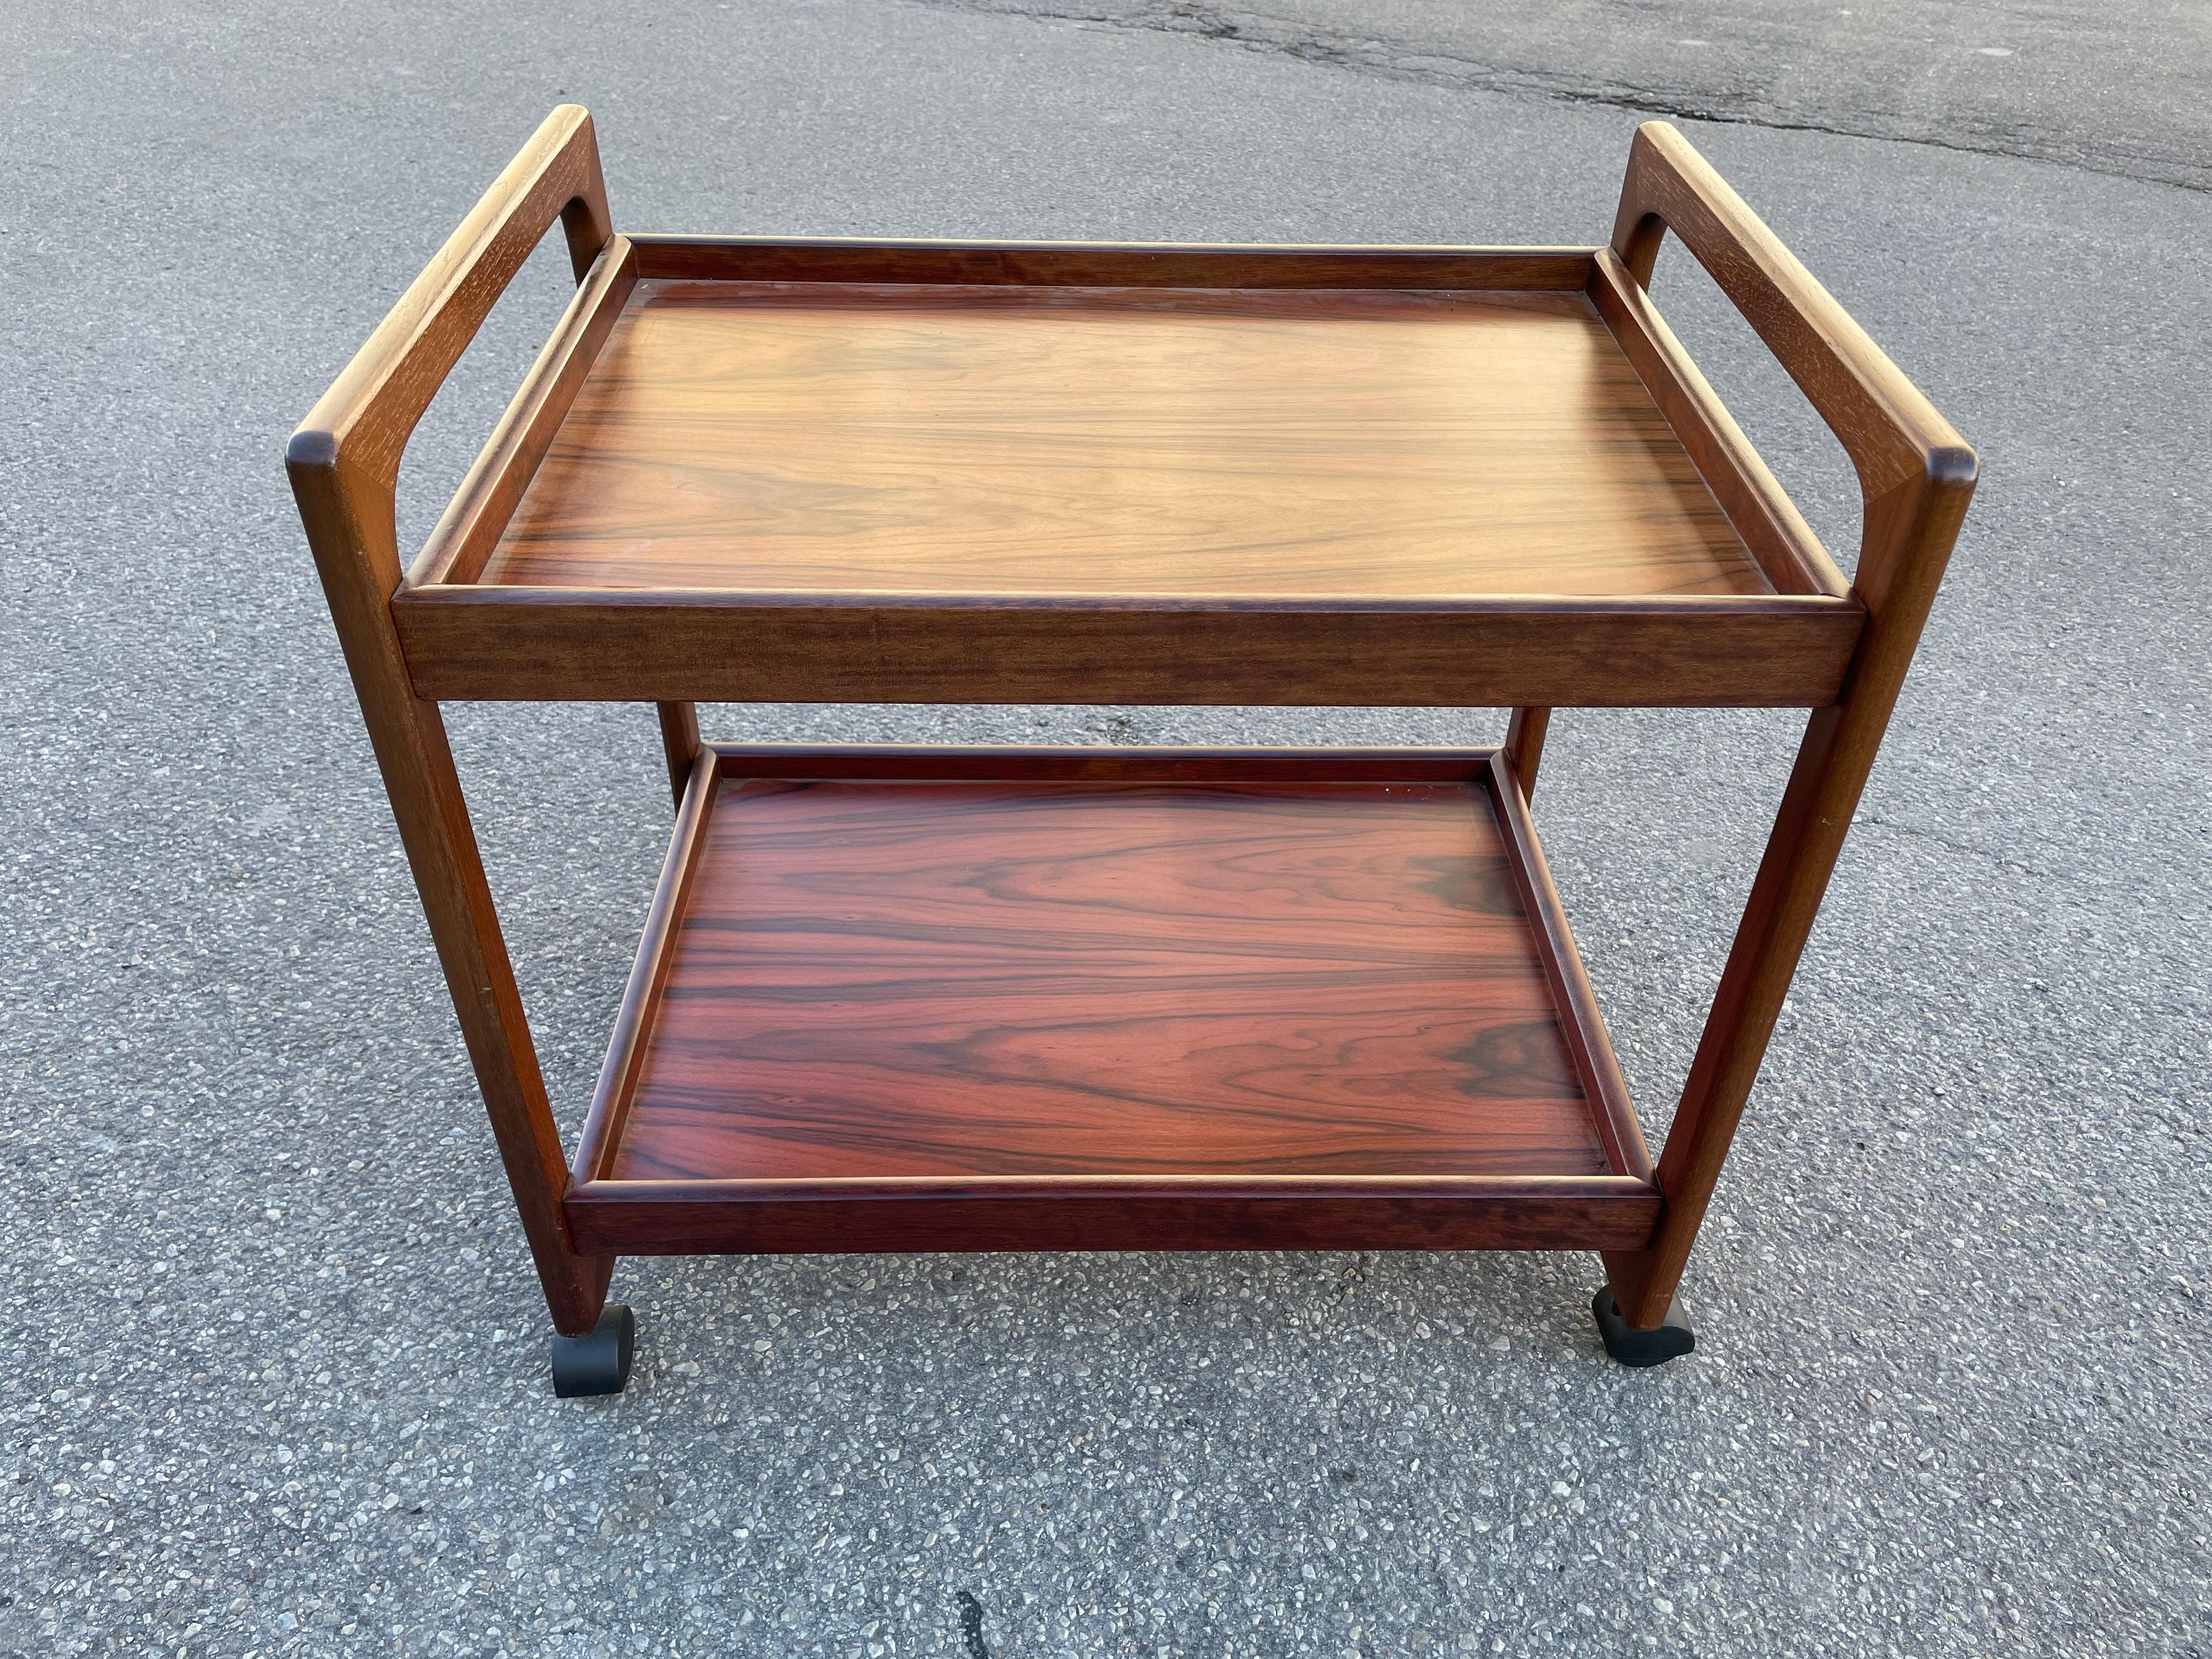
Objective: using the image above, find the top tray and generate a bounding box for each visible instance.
[392,239,1864,707]
[485,282,1759,599]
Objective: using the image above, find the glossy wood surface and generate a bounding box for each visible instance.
[286,107,1975,1348]
[1504,706,1552,796]
[563,1181,1661,1257]
[393,587,1863,707]
[286,106,619,1337]
[1597,122,1977,1327]
[592,762,1630,1187]
[628,236,1599,290]
[654,700,699,808]
[476,281,1771,601]
[1587,249,1844,599]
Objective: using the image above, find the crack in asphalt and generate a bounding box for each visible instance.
[907,0,2208,194]
[955,1590,992,1658]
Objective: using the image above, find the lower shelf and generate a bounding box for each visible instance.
[565,745,1658,1255]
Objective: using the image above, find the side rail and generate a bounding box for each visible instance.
[283,107,620,1339]
[1597,124,1980,1328]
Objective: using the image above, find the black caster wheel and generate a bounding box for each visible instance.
[1592,1286,1695,1368]
[551,1303,635,1397]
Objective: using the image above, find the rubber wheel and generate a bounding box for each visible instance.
[551,1303,635,1397]
[1591,1286,1695,1368]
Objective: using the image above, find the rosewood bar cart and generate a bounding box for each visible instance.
[288,108,1975,1395]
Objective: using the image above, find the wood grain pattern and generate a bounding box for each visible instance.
[284,107,1973,1352]
[1587,250,1843,598]
[566,749,1658,1255]
[1503,707,1552,797]
[405,235,640,590]
[1597,122,1978,1328]
[602,773,1621,1184]
[1484,749,1650,1182]
[476,280,1771,601]
[563,1181,1662,1257]
[395,587,1862,707]
[1609,122,1968,503]
[628,237,1600,290]
[654,700,700,808]
[286,106,619,1337]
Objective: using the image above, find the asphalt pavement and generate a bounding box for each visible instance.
[1,2,2206,1656]
[935,0,2212,191]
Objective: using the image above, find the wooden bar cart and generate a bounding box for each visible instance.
[288,108,1975,1395]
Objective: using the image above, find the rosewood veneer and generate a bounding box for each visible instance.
[565,747,1656,1258]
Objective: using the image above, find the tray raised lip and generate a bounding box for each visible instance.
[565,743,1657,1215]
[401,234,1846,606]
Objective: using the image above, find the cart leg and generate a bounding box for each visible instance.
[1503,707,1551,799]
[285,108,634,1389]
[290,462,620,1364]
[1590,1284,1695,1367]
[655,702,700,810]
[552,1302,637,1396]
[1585,126,1977,1347]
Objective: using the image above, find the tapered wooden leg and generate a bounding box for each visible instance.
[291,469,613,1341]
[378,695,616,1337]
[325,680,615,1339]
[1603,701,1877,1328]
[1594,441,1975,1333]
[284,107,631,1358]
[1503,706,1551,798]
[655,702,700,810]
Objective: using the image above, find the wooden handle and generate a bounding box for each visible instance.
[1610,122,1974,520]
[286,105,613,560]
